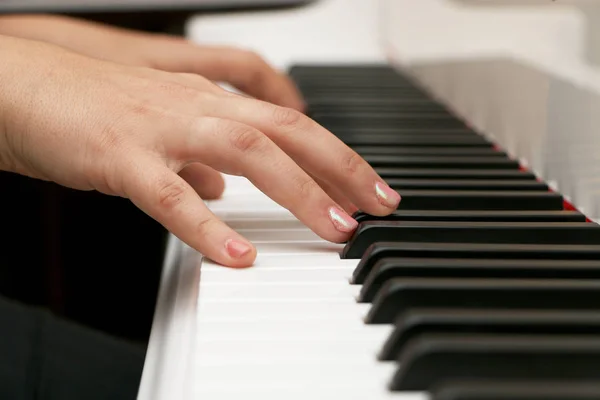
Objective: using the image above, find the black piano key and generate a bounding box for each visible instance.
[337,127,477,137]
[393,190,563,211]
[306,96,439,105]
[386,179,547,191]
[304,94,434,104]
[290,63,395,70]
[302,85,425,93]
[352,146,506,157]
[352,242,600,284]
[298,80,418,89]
[318,114,468,130]
[376,168,535,180]
[294,73,411,81]
[432,381,600,400]
[391,334,600,391]
[381,309,600,362]
[366,278,600,324]
[352,210,586,224]
[342,134,491,146]
[305,96,436,104]
[343,221,598,259]
[308,103,451,115]
[363,155,520,169]
[360,258,600,303]
[304,91,431,101]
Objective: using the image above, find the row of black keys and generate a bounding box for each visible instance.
[290,64,600,399]
[292,65,564,210]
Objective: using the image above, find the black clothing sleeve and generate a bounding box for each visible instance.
[0,296,146,400]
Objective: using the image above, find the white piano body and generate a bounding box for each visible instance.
[137,0,600,398]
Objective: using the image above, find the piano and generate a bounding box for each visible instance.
[138,0,600,398]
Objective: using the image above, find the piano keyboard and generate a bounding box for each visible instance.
[194,65,600,400]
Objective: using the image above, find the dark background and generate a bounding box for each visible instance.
[0,171,168,343]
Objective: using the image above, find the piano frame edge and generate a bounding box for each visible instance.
[137,236,200,400]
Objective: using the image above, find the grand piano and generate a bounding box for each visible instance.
[138,0,600,398]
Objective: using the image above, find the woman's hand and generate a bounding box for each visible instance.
[0,13,305,205]
[0,14,305,110]
[0,36,400,268]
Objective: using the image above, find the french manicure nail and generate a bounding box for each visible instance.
[375,182,401,208]
[328,206,358,233]
[225,239,252,258]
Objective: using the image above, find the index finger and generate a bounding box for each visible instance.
[200,96,401,217]
[158,42,306,111]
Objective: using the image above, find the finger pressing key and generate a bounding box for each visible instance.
[167,117,358,246]
[122,155,256,268]
[199,96,401,216]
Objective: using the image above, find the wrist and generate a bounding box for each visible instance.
[0,34,31,174]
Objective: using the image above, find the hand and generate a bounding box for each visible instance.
[0,14,305,203]
[0,36,401,268]
[0,14,304,111]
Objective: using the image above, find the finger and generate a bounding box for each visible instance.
[167,117,358,243]
[135,67,226,96]
[310,173,359,215]
[198,96,401,216]
[121,154,256,268]
[212,49,306,111]
[179,162,225,200]
[153,41,305,111]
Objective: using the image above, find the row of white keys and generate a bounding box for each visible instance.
[193,175,423,399]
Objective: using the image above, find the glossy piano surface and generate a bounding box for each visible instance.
[138,0,600,399]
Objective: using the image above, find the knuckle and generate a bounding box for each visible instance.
[239,51,269,85]
[272,106,303,129]
[82,120,129,192]
[157,179,187,212]
[229,125,267,153]
[293,176,320,203]
[178,72,210,84]
[178,73,222,93]
[154,80,204,103]
[195,217,215,238]
[241,50,265,65]
[341,151,363,177]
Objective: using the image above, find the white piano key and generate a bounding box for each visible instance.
[210,208,296,220]
[197,298,371,319]
[188,158,396,400]
[196,315,391,336]
[193,364,396,388]
[197,281,361,299]
[200,254,354,269]
[253,241,344,254]
[210,203,289,215]
[235,228,323,241]
[194,339,389,361]
[225,218,306,229]
[194,346,392,366]
[200,267,354,282]
[192,365,398,387]
[193,387,423,400]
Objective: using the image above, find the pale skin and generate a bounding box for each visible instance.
[0,15,401,268]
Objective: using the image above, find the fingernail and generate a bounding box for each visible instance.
[328,206,358,233]
[225,239,252,258]
[375,182,401,209]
